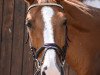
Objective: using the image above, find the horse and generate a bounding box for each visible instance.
[24,0,100,75]
[25,0,68,75]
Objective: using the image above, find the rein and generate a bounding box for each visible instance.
[26,3,68,75]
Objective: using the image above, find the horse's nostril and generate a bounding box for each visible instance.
[44,66,47,70]
[42,71,46,75]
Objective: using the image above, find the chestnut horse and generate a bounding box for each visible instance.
[24,0,100,75]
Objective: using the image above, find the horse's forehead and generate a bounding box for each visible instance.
[27,7,54,20]
[41,6,54,17]
[27,6,64,21]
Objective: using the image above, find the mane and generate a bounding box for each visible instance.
[27,0,100,17]
[38,0,93,16]
[37,0,60,4]
[61,0,94,17]
[65,0,89,10]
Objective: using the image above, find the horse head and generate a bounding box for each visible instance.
[25,0,68,75]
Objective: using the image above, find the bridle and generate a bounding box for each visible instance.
[28,3,63,11]
[26,3,68,75]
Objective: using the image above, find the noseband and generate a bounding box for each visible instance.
[26,3,68,75]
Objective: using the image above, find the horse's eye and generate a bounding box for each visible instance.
[63,19,67,26]
[26,21,32,28]
[63,20,67,26]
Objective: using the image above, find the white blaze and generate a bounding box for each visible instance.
[83,0,100,8]
[41,6,60,75]
[41,6,54,43]
[41,6,55,65]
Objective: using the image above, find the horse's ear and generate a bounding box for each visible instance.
[24,0,34,5]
